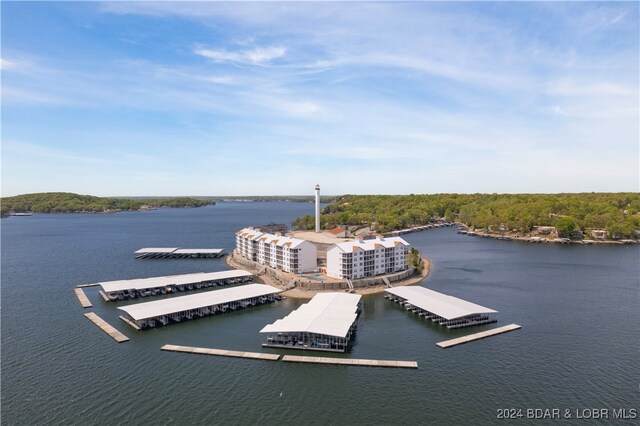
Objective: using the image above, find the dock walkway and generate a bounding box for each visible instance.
[161,344,280,361]
[436,323,521,348]
[84,312,129,343]
[76,283,100,288]
[74,288,92,308]
[282,355,418,369]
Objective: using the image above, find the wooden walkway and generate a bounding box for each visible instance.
[119,315,141,330]
[98,290,110,302]
[282,355,418,369]
[77,283,100,288]
[436,323,521,348]
[84,312,129,343]
[161,344,281,361]
[74,288,92,308]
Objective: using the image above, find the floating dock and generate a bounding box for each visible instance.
[261,293,361,353]
[386,286,497,329]
[436,324,521,348]
[92,270,253,301]
[161,344,280,361]
[282,355,418,369]
[74,288,92,308]
[84,312,129,343]
[135,247,224,259]
[118,284,281,329]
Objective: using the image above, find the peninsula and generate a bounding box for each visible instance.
[1,192,214,216]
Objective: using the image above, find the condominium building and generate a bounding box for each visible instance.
[326,236,410,280]
[235,227,317,274]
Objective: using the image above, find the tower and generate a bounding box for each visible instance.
[315,184,320,232]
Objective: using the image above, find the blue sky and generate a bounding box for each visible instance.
[2,1,638,196]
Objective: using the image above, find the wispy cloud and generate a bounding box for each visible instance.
[194,46,286,65]
[0,58,19,70]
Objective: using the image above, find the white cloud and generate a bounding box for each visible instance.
[0,58,18,70]
[202,76,237,85]
[194,46,286,65]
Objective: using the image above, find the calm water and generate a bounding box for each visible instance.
[1,203,638,425]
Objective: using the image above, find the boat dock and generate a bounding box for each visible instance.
[282,355,418,369]
[74,288,92,308]
[84,312,129,343]
[436,323,521,348]
[386,286,498,329]
[118,284,281,329]
[261,293,362,353]
[92,270,253,301]
[161,344,280,361]
[135,247,224,259]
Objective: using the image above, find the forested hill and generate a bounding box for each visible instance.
[1,193,214,216]
[293,193,640,238]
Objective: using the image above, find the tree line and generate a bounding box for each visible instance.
[292,193,640,238]
[1,192,214,216]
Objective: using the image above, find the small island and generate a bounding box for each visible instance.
[1,192,215,217]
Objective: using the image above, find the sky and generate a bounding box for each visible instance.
[1,1,638,197]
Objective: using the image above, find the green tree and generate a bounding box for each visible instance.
[555,217,578,237]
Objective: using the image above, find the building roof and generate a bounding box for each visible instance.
[134,247,180,253]
[118,284,281,320]
[236,227,265,241]
[173,249,224,255]
[385,286,497,320]
[260,293,361,338]
[237,227,310,249]
[329,227,345,235]
[99,270,253,293]
[329,236,409,253]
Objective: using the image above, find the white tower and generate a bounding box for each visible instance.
[315,184,321,232]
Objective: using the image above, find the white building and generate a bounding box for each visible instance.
[326,236,410,280]
[235,227,317,274]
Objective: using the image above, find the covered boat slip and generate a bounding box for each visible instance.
[261,293,362,353]
[97,270,253,301]
[385,286,497,329]
[134,247,225,259]
[118,284,281,329]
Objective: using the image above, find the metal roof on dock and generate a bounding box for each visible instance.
[98,270,253,293]
[134,247,224,254]
[385,286,497,320]
[118,284,281,320]
[260,293,361,338]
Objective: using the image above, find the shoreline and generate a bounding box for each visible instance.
[226,255,432,300]
[390,222,638,245]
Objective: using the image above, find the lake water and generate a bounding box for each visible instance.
[1,203,638,425]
